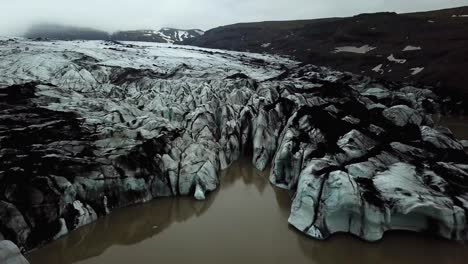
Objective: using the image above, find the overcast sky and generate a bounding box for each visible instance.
[1,0,468,35]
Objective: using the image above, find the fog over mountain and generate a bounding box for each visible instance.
[1,0,468,35]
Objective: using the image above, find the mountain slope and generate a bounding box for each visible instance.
[184,6,468,102]
[24,23,110,40]
[24,24,204,44]
[111,28,204,43]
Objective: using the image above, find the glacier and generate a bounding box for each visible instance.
[1,37,468,262]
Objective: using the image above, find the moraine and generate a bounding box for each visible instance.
[1,37,468,262]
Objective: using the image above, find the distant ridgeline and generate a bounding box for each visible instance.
[24,23,204,44]
[184,6,468,107]
[24,24,110,40]
[111,28,204,43]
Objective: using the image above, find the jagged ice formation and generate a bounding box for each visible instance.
[1,38,468,259]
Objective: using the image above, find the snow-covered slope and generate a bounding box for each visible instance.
[1,37,468,259]
[112,28,204,44]
[159,28,204,43]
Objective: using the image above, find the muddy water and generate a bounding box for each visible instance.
[435,115,468,140]
[27,157,468,264]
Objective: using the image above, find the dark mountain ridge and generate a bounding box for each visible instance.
[24,23,109,40]
[24,23,204,43]
[184,6,468,107]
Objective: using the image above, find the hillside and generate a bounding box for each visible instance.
[24,24,203,44]
[24,23,109,40]
[111,28,204,43]
[184,6,468,102]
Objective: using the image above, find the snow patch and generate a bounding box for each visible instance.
[387,54,406,64]
[410,67,424,75]
[452,15,468,18]
[261,43,271,48]
[428,20,435,23]
[372,64,384,74]
[333,45,376,54]
[403,46,422,51]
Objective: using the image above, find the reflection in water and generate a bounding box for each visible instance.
[27,159,468,264]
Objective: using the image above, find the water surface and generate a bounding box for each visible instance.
[27,158,468,264]
[435,115,468,140]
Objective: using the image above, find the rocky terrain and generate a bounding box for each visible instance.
[184,6,468,108]
[1,37,468,262]
[24,24,204,44]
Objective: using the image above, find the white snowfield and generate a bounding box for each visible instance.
[155,30,175,43]
[372,64,384,74]
[134,29,203,44]
[410,67,425,75]
[333,45,376,54]
[194,29,205,36]
[387,54,407,64]
[403,45,422,51]
[160,28,203,43]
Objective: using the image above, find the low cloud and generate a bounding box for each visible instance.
[1,0,467,35]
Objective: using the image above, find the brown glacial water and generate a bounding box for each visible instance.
[27,156,468,264]
[434,115,468,140]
